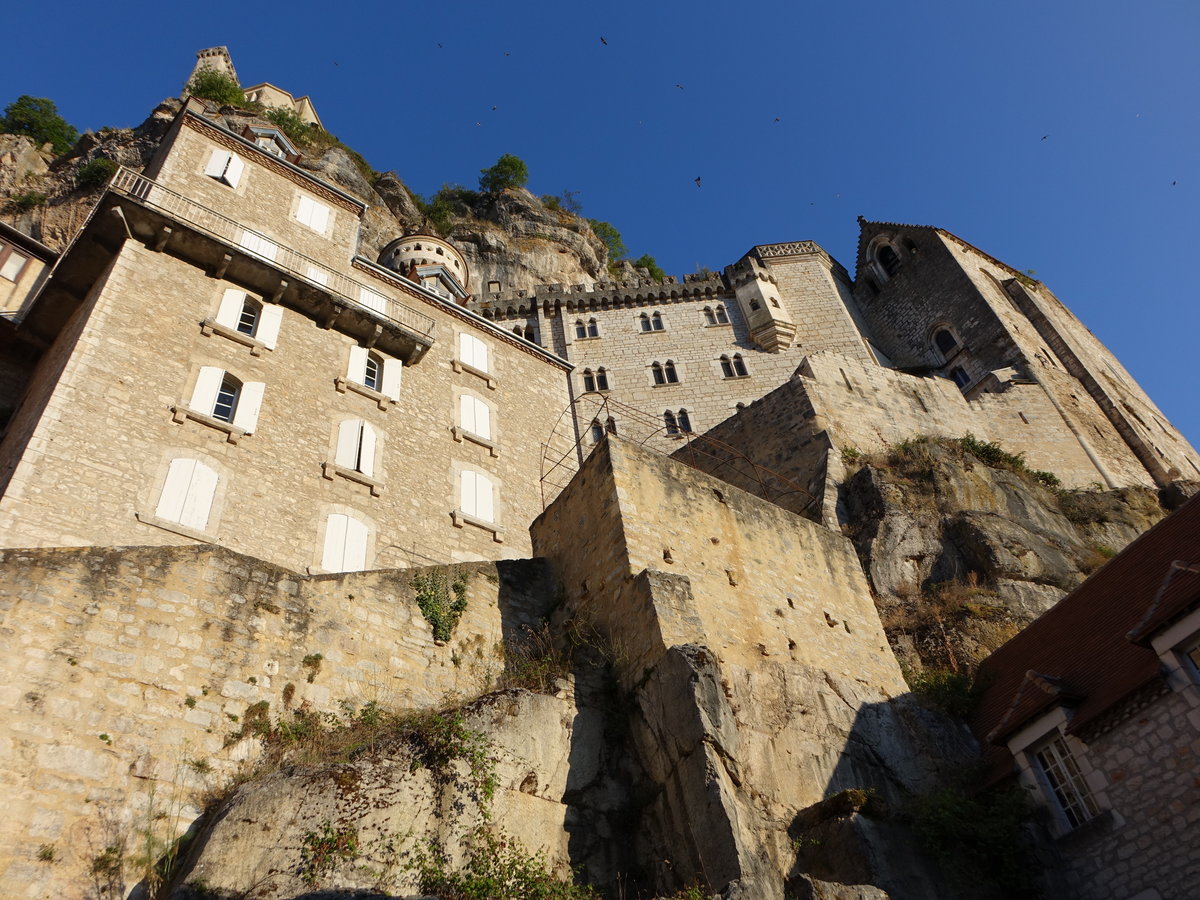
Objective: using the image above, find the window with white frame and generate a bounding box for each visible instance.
[458,333,490,374]
[321,512,370,573]
[1032,735,1101,830]
[239,230,278,262]
[345,346,402,400]
[460,470,496,523]
[212,289,282,348]
[459,394,492,441]
[188,367,264,432]
[295,194,331,234]
[334,419,378,477]
[0,241,31,282]
[154,457,219,532]
[205,149,245,188]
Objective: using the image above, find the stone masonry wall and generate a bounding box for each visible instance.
[1058,689,1200,898]
[0,543,556,900]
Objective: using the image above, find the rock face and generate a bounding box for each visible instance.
[842,440,1168,670]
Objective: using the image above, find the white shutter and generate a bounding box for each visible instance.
[215,289,246,329]
[308,199,330,233]
[460,394,476,435]
[205,149,231,179]
[347,345,368,383]
[475,400,491,440]
[190,366,224,415]
[321,513,349,572]
[335,419,361,469]
[460,470,478,518]
[179,461,218,530]
[358,423,377,478]
[233,381,264,433]
[297,195,314,227]
[459,333,488,372]
[343,517,369,572]
[223,153,245,188]
[256,305,282,349]
[155,458,196,523]
[359,285,387,314]
[381,358,402,401]
[476,474,495,522]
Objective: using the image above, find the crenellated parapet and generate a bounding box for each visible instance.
[469,271,729,321]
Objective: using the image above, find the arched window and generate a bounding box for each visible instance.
[582,369,597,392]
[704,306,717,326]
[459,394,491,440]
[877,243,901,276]
[321,513,370,573]
[155,458,219,531]
[587,318,599,338]
[213,289,281,348]
[933,327,959,360]
[605,416,618,435]
[651,312,664,331]
[590,420,605,442]
[523,325,534,340]
[335,419,378,476]
[575,319,587,339]
[664,410,679,435]
[664,360,679,383]
[513,325,523,336]
[595,367,609,391]
[715,304,729,325]
[677,409,692,432]
[460,470,496,523]
[346,347,402,400]
[235,296,261,335]
[651,362,666,385]
[732,354,748,377]
[188,367,264,432]
[720,355,734,378]
[639,313,652,332]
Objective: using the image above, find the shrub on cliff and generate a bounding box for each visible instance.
[0,95,79,155]
[186,69,246,106]
[479,153,529,193]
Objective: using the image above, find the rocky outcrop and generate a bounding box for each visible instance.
[842,439,1168,671]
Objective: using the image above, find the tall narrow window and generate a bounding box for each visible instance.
[582,369,597,393]
[732,354,748,377]
[236,297,261,335]
[877,244,901,276]
[460,395,492,440]
[334,419,378,476]
[575,319,587,339]
[155,458,219,531]
[213,374,241,423]
[363,353,381,392]
[346,347,402,401]
[715,304,729,324]
[590,420,605,442]
[460,470,496,523]
[933,328,959,360]
[189,367,263,432]
[651,312,664,331]
[605,417,617,435]
[704,307,717,326]
[664,411,679,435]
[213,289,282,349]
[720,355,734,378]
[596,367,609,391]
[587,318,599,338]
[322,513,369,573]
[1033,737,1100,829]
[651,362,666,385]
[677,409,692,432]
[639,313,652,332]
[664,360,679,383]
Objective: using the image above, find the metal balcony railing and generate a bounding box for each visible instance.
[109,167,435,339]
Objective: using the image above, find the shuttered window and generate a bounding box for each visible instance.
[204,149,244,188]
[155,458,218,531]
[189,367,263,432]
[334,419,377,476]
[346,346,402,401]
[460,395,491,440]
[458,333,489,373]
[321,513,369,573]
[460,470,495,522]
[212,289,281,348]
[296,194,331,233]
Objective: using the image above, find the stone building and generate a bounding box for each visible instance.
[0,98,572,571]
[973,493,1200,899]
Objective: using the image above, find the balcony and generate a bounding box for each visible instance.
[98,167,436,363]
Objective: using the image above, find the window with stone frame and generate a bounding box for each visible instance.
[1031,735,1101,830]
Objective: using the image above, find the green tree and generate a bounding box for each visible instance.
[0,96,79,155]
[478,154,529,193]
[186,69,246,106]
[588,220,626,261]
[632,254,665,282]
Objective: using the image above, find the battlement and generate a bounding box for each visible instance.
[471,271,729,319]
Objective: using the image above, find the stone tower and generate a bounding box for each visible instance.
[184,46,239,94]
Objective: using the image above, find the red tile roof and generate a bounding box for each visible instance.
[972,493,1200,777]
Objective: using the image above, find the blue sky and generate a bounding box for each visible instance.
[3,0,1196,446]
